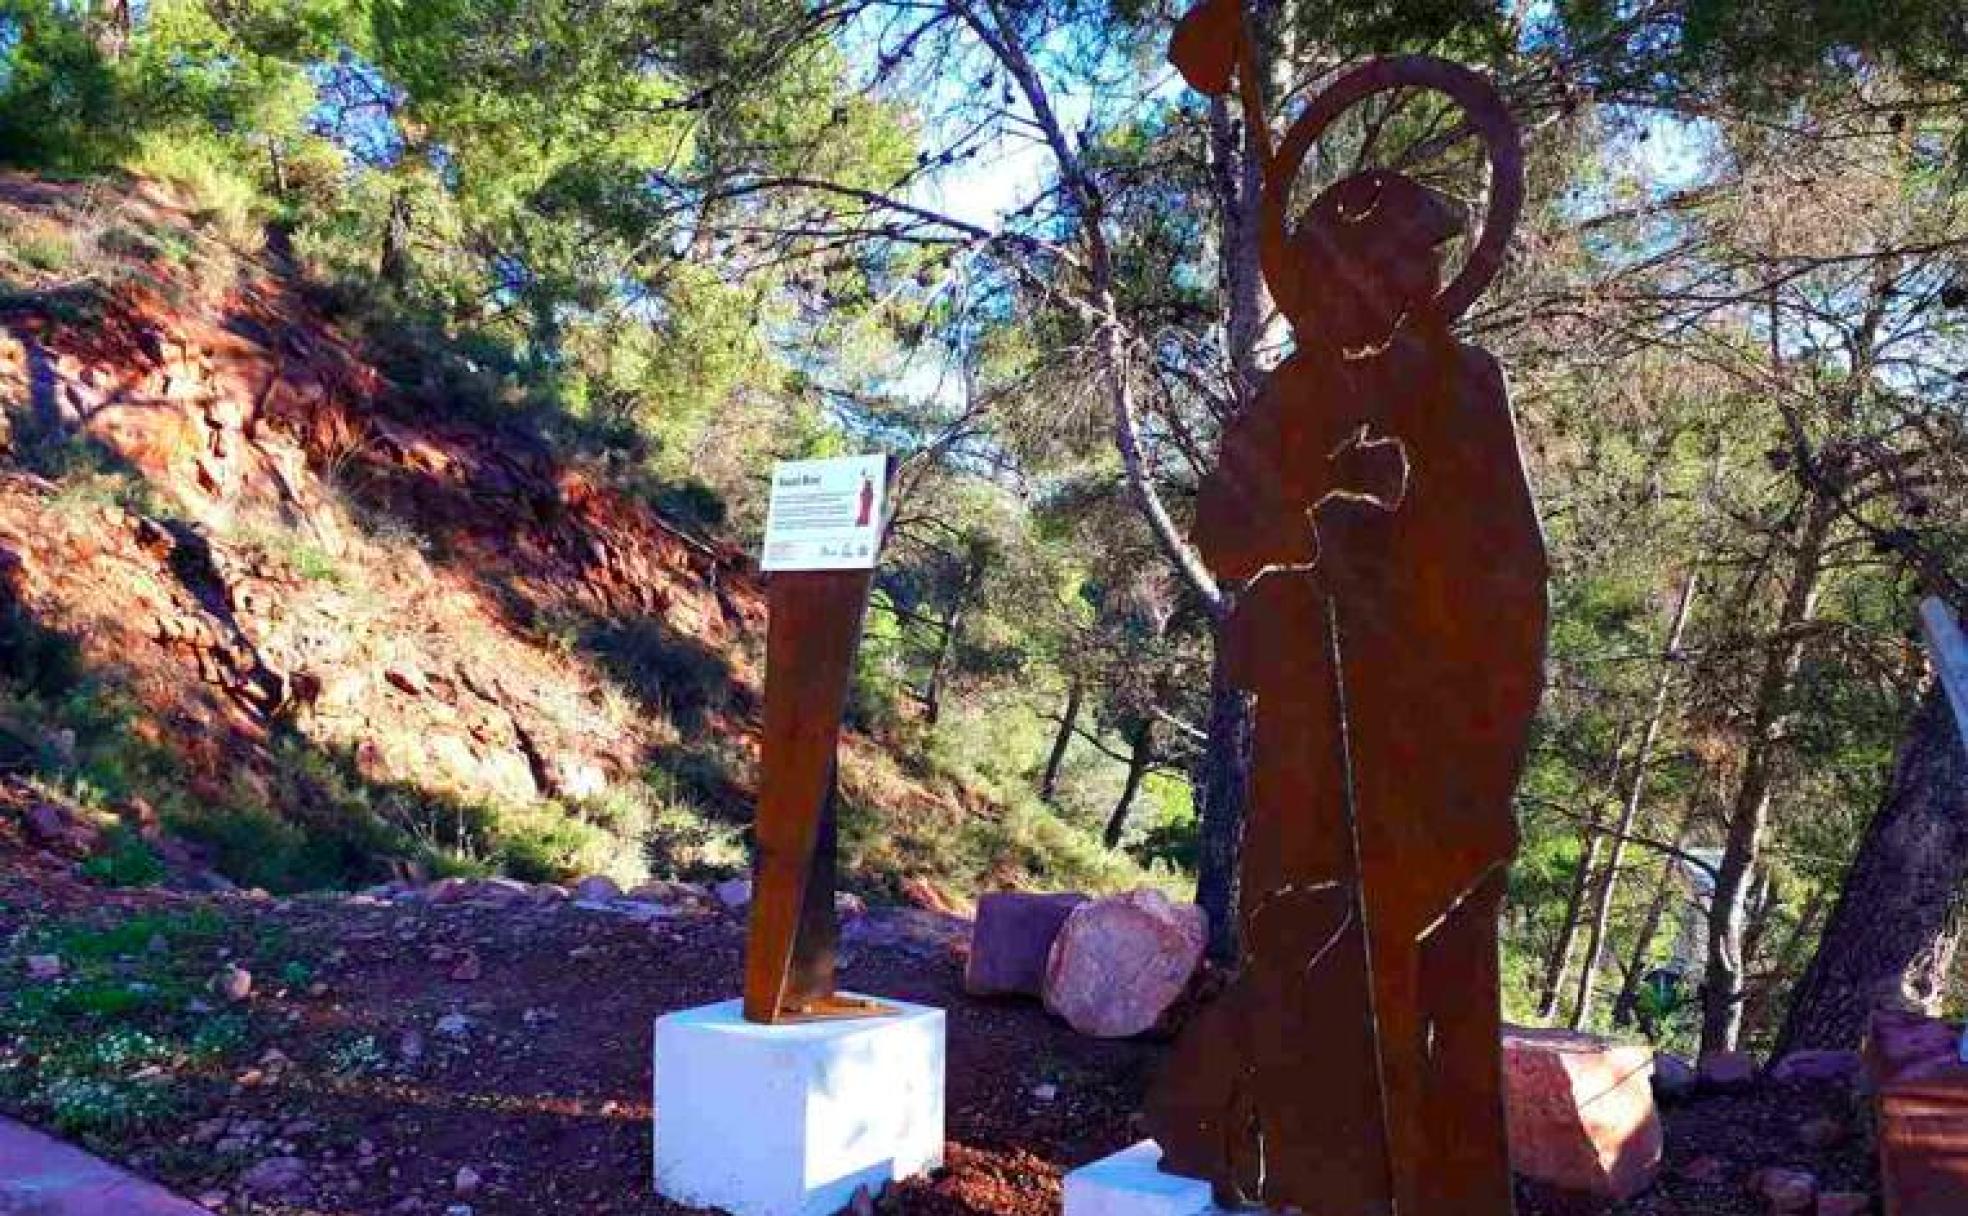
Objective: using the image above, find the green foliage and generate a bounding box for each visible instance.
[325,1033,386,1077]
[0,3,125,169]
[0,909,254,1143]
[79,828,167,889]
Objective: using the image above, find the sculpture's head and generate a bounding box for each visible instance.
[1278,170,1465,350]
[1250,57,1525,350]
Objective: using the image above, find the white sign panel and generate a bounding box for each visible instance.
[761,454,887,572]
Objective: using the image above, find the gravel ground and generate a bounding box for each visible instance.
[1,882,1876,1215]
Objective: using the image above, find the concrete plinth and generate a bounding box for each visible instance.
[1064,1141,1223,1216]
[652,996,945,1216]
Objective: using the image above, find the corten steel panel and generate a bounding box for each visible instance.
[742,568,885,1024]
[1148,5,1546,1212]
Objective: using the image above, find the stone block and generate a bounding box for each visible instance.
[0,1116,215,1214]
[1043,889,1205,1038]
[1063,1141,1221,1216]
[1865,1009,1968,1216]
[965,892,1087,997]
[1503,1026,1663,1201]
[652,997,944,1216]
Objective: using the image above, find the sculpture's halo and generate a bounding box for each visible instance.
[1261,55,1524,326]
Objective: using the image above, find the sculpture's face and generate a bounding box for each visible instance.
[1279,171,1464,349]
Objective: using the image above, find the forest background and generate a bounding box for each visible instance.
[2,0,1967,1064]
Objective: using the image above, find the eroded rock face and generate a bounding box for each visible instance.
[1041,889,1205,1038]
[965,892,1087,998]
[1502,1026,1663,1202]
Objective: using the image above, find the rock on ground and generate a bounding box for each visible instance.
[238,1155,309,1197]
[1041,888,1204,1039]
[1769,1050,1864,1087]
[1503,1026,1664,1201]
[1700,1050,1760,1090]
[570,875,622,902]
[1747,1166,1816,1212]
[965,892,1087,998]
[1653,1052,1697,1102]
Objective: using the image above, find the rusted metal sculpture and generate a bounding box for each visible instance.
[742,515,892,1025]
[1145,4,1548,1212]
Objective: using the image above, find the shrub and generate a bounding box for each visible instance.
[79,828,166,888]
[125,132,263,251]
[643,800,748,882]
[492,807,618,884]
[40,1075,179,1137]
[585,618,735,731]
[168,801,310,892]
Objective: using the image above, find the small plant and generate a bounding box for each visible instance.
[291,543,342,584]
[10,228,73,273]
[39,1074,178,1136]
[188,1015,249,1059]
[326,1033,386,1077]
[79,827,167,888]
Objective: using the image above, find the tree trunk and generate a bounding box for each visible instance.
[1040,680,1083,802]
[1700,499,1833,1056]
[1572,573,1699,1029]
[1775,684,1968,1052]
[1195,638,1254,963]
[1741,867,1778,971]
[1183,13,1274,965]
[921,557,983,726]
[921,602,964,726]
[90,0,132,60]
[1104,721,1155,849]
[1537,830,1601,1021]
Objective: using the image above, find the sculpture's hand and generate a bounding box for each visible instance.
[1325,432,1408,511]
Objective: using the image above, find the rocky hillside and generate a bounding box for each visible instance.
[0,172,1124,901]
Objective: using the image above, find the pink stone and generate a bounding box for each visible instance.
[1864,1010,1968,1216]
[965,892,1088,998]
[1042,889,1205,1038]
[1502,1026,1663,1201]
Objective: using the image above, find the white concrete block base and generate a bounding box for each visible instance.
[1064,1141,1226,1216]
[653,996,945,1216]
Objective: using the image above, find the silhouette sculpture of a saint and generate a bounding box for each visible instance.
[855,473,875,528]
[1144,7,1549,1213]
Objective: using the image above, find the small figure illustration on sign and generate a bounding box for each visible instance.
[856,474,875,527]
